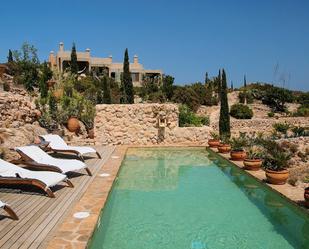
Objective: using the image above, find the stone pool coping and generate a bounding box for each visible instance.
[46,146,128,249]
[47,145,308,249]
[208,147,309,212]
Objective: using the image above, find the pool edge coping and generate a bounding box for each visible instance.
[207,147,309,215]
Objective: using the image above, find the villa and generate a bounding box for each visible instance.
[48,42,163,86]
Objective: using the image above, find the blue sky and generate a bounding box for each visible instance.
[0,0,308,91]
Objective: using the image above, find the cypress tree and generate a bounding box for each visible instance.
[219,69,231,139]
[231,81,234,91]
[162,75,174,100]
[7,49,13,63]
[243,74,248,104]
[70,43,78,74]
[205,72,209,84]
[39,62,52,98]
[102,76,112,104]
[122,48,134,103]
[217,69,221,100]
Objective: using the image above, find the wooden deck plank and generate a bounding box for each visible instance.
[32,157,106,246]
[0,146,115,249]
[23,146,114,249]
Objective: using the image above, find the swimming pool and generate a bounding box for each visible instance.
[89,147,309,249]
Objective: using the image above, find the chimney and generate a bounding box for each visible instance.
[48,51,56,67]
[59,42,64,52]
[109,55,113,63]
[86,48,90,55]
[134,55,138,64]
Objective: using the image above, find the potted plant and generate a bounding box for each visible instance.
[262,140,292,185]
[229,134,247,161]
[217,136,231,154]
[304,187,309,208]
[243,147,263,171]
[208,132,220,148]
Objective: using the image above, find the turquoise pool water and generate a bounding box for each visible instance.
[89,148,309,249]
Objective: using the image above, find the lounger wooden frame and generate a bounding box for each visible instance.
[2,204,18,220]
[14,149,92,176]
[45,147,101,162]
[0,176,73,198]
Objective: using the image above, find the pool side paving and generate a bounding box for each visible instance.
[47,145,308,248]
[47,146,128,249]
[208,147,307,208]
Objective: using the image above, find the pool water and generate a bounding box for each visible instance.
[89,148,309,249]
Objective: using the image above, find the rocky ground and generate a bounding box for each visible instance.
[277,137,309,187]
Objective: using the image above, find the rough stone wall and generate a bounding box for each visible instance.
[0,90,40,128]
[95,104,212,145]
[212,117,309,135]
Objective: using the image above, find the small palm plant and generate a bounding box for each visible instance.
[230,133,248,151]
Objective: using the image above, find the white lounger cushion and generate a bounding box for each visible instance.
[0,201,5,208]
[15,146,86,174]
[0,159,67,187]
[40,134,97,155]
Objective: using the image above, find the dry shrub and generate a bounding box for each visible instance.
[288,166,309,186]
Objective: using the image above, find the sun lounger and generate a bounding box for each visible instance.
[0,200,18,220]
[40,134,101,161]
[14,146,92,176]
[0,158,73,198]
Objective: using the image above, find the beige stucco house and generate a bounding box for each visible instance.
[48,42,163,86]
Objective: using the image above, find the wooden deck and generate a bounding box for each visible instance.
[0,146,115,249]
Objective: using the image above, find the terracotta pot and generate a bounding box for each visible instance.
[88,129,95,139]
[67,117,80,133]
[243,159,262,171]
[265,169,289,185]
[217,144,231,154]
[230,150,246,161]
[304,187,309,208]
[208,139,220,148]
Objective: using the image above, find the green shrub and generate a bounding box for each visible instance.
[172,87,200,112]
[267,112,275,117]
[3,82,10,91]
[293,106,309,117]
[230,103,253,119]
[148,91,166,103]
[273,122,290,134]
[200,116,210,126]
[261,86,294,112]
[239,91,254,104]
[178,105,209,127]
[291,126,305,137]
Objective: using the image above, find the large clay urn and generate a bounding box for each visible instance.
[67,117,80,133]
[243,159,262,171]
[217,144,231,154]
[208,139,220,148]
[265,169,289,185]
[230,150,247,161]
[304,187,309,208]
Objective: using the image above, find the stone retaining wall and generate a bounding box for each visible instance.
[94,104,212,145]
[0,90,40,128]
[212,117,309,135]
